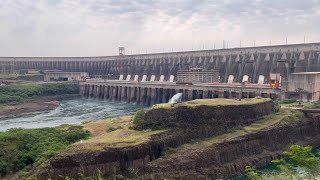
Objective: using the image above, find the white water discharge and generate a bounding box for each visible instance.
[0,98,143,131]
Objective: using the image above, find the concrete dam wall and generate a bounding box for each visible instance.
[80,82,279,106]
[1,43,320,83]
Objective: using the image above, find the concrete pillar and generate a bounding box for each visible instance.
[141,88,147,105]
[218,91,224,98]
[151,88,157,105]
[168,89,173,99]
[123,87,128,102]
[91,85,95,98]
[187,90,193,100]
[162,89,168,103]
[89,85,93,98]
[146,88,152,106]
[130,87,137,103]
[98,85,103,99]
[82,84,87,97]
[118,86,122,101]
[182,89,188,101]
[109,86,113,100]
[157,88,162,103]
[137,87,143,105]
[127,87,131,103]
[203,90,209,99]
[238,91,242,99]
[111,86,116,101]
[79,85,85,97]
[242,92,248,98]
[95,85,99,98]
[104,86,108,100]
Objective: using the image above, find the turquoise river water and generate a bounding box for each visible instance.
[0,98,143,131]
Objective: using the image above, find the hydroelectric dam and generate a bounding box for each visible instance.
[1,43,320,104]
[1,43,320,83]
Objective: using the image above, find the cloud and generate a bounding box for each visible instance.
[0,0,319,56]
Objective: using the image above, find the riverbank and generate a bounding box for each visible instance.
[0,82,80,119]
[0,95,80,119]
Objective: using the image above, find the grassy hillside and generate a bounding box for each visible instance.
[65,116,166,153]
[152,98,270,109]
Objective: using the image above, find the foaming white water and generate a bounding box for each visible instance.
[0,98,143,131]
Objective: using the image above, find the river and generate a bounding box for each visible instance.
[0,98,144,131]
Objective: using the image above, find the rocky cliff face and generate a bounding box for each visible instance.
[37,102,320,180]
[38,100,275,179]
[38,133,188,179]
[136,100,275,138]
[140,115,320,179]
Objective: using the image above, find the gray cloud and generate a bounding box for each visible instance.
[0,0,319,56]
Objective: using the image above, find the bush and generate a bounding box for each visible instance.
[305,100,320,109]
[280,99,297,104]
[273,100,280,112]
[245,144,320,179]
[106,126,122,133]
[0,125,90,177]
[133,110,146,128]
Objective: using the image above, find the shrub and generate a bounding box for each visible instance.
[273,100,280,112]
[305,100,320,109]
[246,144,320,179]
[280,99,297,104]
[133,110,146,128]
[106,126,122,133]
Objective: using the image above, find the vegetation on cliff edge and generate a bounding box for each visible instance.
[0,125,90,178]
[245,144,320,180]
[151,98,270,109]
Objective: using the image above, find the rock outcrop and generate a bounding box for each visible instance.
[37,100,320,180]
[140,115,320,179]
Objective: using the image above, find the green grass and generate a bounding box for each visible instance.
[64,116,166,152]
[0,125,90,177]
[0,82,79,104]
[0,74,20,79]
[151,98,271,109]
[304,100,320,109]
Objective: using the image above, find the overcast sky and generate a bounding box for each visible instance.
[0,0,320,57]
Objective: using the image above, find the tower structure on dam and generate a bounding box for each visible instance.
[1,43,320,83]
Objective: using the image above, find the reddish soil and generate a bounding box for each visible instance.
[0,97,60,118]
